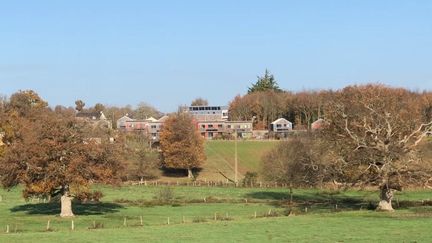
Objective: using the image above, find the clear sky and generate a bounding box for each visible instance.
[1,0,432,112]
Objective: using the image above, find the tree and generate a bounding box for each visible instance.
[159,112,206,178]
[248,69,282,94]
[94,103,105,113]
[262,136,330,203]
[124,133,160,180]
[75,100,85,112]
[191,98,208,106]
[9,90,48,116]
[0,93,124,217]
[322,84,432,211]
[132,102,162,120]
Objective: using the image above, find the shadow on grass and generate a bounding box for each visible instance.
[10,202,124,215]
[245,191,368,210]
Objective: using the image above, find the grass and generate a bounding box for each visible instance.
[1,185,432,242]
[200,140,279,181]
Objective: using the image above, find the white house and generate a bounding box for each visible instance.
[270,118,293,133]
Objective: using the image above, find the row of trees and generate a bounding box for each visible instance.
[263,84,432,211]
[230,70,342,130]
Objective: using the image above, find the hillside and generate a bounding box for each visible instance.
[197,140,279,181]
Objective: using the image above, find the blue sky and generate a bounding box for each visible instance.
[1,0,432,112]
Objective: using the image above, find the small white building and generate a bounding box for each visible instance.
[270,118,293,133]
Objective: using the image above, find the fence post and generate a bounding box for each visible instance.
[6,225,9,234]
[123,217,127,227]
[46,220,50,231]
[71,220,74,231]
[182,216,185,224]
[167,217,170,225]
[140,216,143,226]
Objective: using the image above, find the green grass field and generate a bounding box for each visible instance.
[200,140,279,181]
[1,185,432,242]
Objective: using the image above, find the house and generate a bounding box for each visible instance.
[117,115,167,142]
[117,115,134,129]
[76,111,112,129]
[197,120,253,139]
[187,105,229,121]
[270,118,293,138]
[311,118,326,130]
[271,118,293,132]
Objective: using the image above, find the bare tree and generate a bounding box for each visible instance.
[322,84,432,211]
[191,98,208,106]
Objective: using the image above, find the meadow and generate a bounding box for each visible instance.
[1,184,432,242]
[199,140,279,181]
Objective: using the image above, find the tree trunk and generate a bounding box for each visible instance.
[60,193,74,217]
[187,168,193,179]
[376,186,394,211]
[289,183,293,205]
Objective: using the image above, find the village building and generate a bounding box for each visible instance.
[311,118,326,130]
[270,118,293,138]
[197,120,253,139]
[186,105,229,121]
[76,111,112,129]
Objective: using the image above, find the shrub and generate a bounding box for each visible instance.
[76,190,104,203]
[242,171,258,187]
[154,187,175,203]
[192,217,207,223]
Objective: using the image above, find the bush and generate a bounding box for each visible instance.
[154,187,175,203]
[76,190,104,203]
[192,217,207,223]
[242,171,258,187]
[88,221,104,229]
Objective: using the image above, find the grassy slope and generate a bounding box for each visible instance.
[1,186,432,242]
[199,140,278,181]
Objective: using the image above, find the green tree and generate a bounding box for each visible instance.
[248,69,282,94]
[159,112,206,178]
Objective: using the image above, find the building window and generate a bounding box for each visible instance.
[227,125,231,128]
[201,125,205,129]
[151,125,157,129]
[208,124,213,128]
[277,124,282,128]
[218,124,223,128]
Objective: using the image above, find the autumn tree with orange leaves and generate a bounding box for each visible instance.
[159,112,206,178]
[0,90,124,217]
